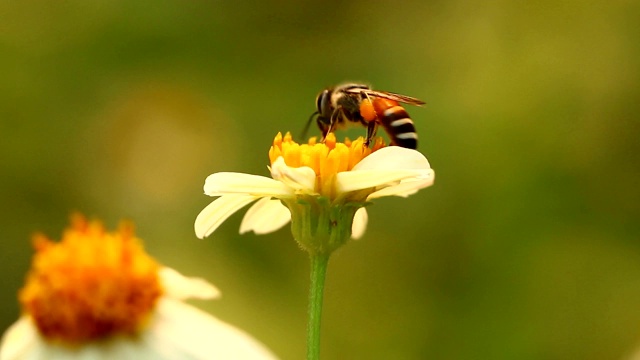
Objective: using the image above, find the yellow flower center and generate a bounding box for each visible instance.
[19,214,162,345]
[269,132,386,196]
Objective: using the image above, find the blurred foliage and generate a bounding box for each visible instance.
[1,1,639,359]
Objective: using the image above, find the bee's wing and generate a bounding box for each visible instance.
[345,88,426,106]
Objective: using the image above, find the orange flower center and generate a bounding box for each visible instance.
[269,132,386,196]
[19,214,162,345]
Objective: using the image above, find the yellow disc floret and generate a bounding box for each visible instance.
[269,132,386,196]
[19,214,162,345]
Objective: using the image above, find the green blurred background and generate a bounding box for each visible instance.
[1,1,639,359]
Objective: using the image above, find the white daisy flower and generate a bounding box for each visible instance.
[194,132,435,359]
[0,215,277,360]
[195,132,434,253]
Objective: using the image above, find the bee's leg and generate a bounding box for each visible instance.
[321,107,342,142]
[317,117,330,142]
[365,121,378,148]
[360,91,377,147]
[360,90,373,103]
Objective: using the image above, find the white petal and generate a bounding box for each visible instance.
[352,146,430,171]
[336,147,433,194]
[269,157,317,193]
[367,170,435,199]
[204,172,293,198]
[195,195,260,239]
[0,317,157,360]
[351,208,368,240]
[1,303,278,360]
[145,298,278,359]
[159,267,221,301]
[0,317,40,360]
[240,198,291,235]
[336,169,430,194]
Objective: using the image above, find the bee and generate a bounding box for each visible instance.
[304,83,425,149]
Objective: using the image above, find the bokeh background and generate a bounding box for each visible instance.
[1,1,639,359]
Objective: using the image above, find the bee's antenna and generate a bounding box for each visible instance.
[300,111,318,141]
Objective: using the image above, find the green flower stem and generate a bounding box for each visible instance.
[284,196,365,359]
[307,253,329,360]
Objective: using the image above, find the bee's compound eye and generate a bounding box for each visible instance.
[316,90,332,113]
[315,92,322,111]
[359,99,377,122]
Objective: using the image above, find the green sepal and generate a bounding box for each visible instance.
[283,196,364,255]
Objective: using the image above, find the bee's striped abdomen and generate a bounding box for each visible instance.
[373,98,418,149]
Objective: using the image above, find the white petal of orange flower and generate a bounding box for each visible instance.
[240,197,292,235]
[158,267,221,300]
[269,157,317,193]
[335,146,433,194]
[351,208,369,240]
[204,172,293,197]
[195,194,261,239]
[143,298,277,360]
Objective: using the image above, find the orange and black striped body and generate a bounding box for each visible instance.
[361,97,419,149]
[305,83,424,149]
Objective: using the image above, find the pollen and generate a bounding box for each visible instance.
[18,214,163,345]
[269,132,386,196]
[359,98,377,122]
